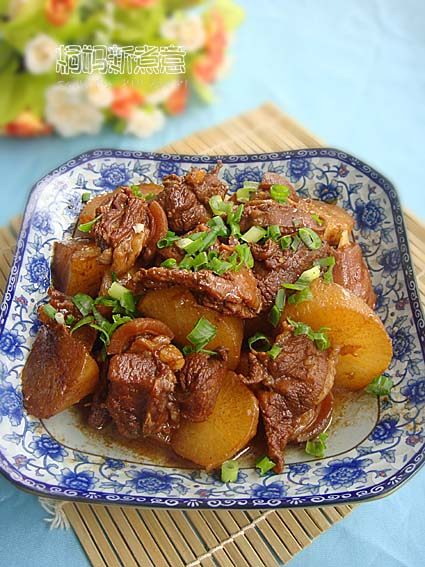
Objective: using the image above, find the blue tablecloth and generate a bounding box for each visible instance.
[1,1,424,565]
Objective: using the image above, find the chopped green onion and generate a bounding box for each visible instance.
[241,226,267,243]
[176,235,205,256]
[256,456,276,476]
[268,288,286,327]
[283,265,321,291]
[288,287,313,305]
[243,181,260,190]
[192,252,208,271]
[267,225,281,242]
[230,243,254,270]
[291,234,301,251]
[298,228,322,250]
[305,432,328,458]
[65,314,75,326]
[179,255,194,270]
[108,282,136,314]
[365,375,393,396]
[72,293,94,317]
[209,195,230,217]
[144,192,156,201]
[185,317,217,353]
[248,332,271,352]
[228,204,244,237]
[81,192,91,203]
[209,257,233,276]
[267,344,282,360]
[287,318,330,351]
[221,460,239,483]
[314,256,336,283]
[270,184,290,203]
[70,315,94,334]
[111,271,117,283]
[207,216,228,237]
[130,185,142,197]
[161,258,177,269]
[236,185,257,202]
[279,235,292,250]
[78,214,102,233]
[43,304,57,319]
[311,213,324,226]
[157,231,179,249]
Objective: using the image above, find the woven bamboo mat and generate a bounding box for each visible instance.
[1,102,424,566]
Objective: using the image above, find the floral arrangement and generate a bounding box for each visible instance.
[0,0,243,137]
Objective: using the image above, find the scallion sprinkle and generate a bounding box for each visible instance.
[43,304,57,319]
[65,314,76,326]
[267,344,282,360]
[72,293,94,317]
[288,287,313,304]
[365,375,393,396]
[78,214,102,233]
[287,317,330,351]
[161,258,177,268]
[314,256,336,283]
[221,460,239,483]
[185,317,217,353]
[270,183,290,203]
[157,231,179,249]
[176,236,205,255]
[192,251,208,271]
[311,213,324,226]
[291,234,301,251]
[305,432,328,458]
[256,456,276,476]
[108,282,136,314]
[298,227,322,250]
[209,195,230,217]
[268,288,286,327]
[81,192,91,203]
[279,235,292,250]
[241,226,267,243]
[267,225,281,241]
[248,332,271,352]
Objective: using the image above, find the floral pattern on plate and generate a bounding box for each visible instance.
[0,148,424,509]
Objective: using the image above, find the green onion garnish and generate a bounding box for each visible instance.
[270,183,290,203]
[243,181,260,189]
[161,258,177,268]
[314,256,336,283]
[283,265,321,291]
[43,304,57,319]
[228,204,244,237]
[72,293,94,317]
[78,214,102,233]
[279,235,292,250]
[267,344,282,360]
[291,234,301,251]
[256,456,276,476]
[207,216,228,237]
[241,226,267,243]
[185,317,217,354]
[111,271,117,283]
[192,251,208,271]
[65,314,75,326]
[209,257,233,276]
[157,231,179,249]
[108,282,136,314]
[144,192,156,201]
[176,235,205,256]
[298,227,322,250]
[287,317,330,351]
[209,195,229,217]
[248,332,271,352]
[311,213,324,226]
[268,288,286,327]
[221,460,239,483]
[179,255,194,270]
[365,375,393,396]
[130,185,142,197]
[267,225,281,242]
[70,315,94,334]
[229,243,254,270]
[236,183,258,202]
[81,192,91,203]
[287,287,313,305]
[305,432,328,458]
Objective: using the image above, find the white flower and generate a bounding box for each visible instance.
[24,34,58,75]
[161,13,206,53]
[8,0,28,18]
[145,80,179,105]
[84,75,113,108]
[125,108,165,138]
[45,83,104,137]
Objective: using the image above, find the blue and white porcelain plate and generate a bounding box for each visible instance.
[0,148,424,509]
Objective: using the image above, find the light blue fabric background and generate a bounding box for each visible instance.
[0,0,424,565]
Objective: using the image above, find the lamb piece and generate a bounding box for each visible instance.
[157,165,227,234]
[244,323,337,471]
[106,352,179,442]
[39,288,97,351]
[22,324,99,419]
[131,266,262,318]
[240,199,320,235]
[177,348,228,422]
[333,243,376,308]
[88,187,162,275]
[240,198,354,245]
[52,239,106,297]
[251,239,332,312]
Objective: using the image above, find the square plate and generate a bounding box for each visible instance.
[0,148,424,509]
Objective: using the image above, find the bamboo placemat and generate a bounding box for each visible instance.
[1,102,424,566]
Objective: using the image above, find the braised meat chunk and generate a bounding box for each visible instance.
[240,199,320,235]
[157,165,227,234]
[131,266,262,318]
[107,352,179,442]
[244,322,337,471]
[252,239,332,312]
[177,348,228,422]
[333,242,376,308]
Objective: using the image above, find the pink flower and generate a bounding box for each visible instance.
[111,86,144,118]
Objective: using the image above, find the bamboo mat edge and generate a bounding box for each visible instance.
[0,102,424,567]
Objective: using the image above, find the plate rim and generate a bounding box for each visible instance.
[1,147,424,509]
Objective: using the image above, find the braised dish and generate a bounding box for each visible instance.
[22,165,393,476]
